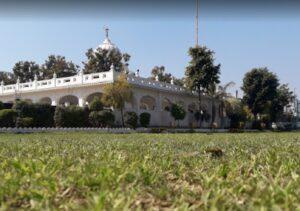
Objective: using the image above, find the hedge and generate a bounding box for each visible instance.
[0,109,17,127]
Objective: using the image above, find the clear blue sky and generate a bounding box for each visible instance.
[0,16,300,96]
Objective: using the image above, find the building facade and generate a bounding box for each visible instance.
[0,31,225,128]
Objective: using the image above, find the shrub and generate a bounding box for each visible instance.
[17,117,34,128]
[54,106,86,127]
[89,97,103,111]
[139,112,151,127]
[124,111,138,129]
[100,110,115,127]
[171,103,186,126]
[12,100,54,127]
[89,110,115,127]
[0,101,4,110]
[0,109,17,127]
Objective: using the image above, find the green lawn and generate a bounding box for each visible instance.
[0,132,299,210]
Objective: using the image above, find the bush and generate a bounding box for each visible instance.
[89,97,103,111]
[17,117,34,128]
[171,103,186,126]
[124,111,138,129]
[12,100,54,127]
[54,106,86,127]
[89,110,115,127]
[139,112,151,127]
[0,109,17,127]
[0,101,4,110]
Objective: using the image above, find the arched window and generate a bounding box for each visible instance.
[86,92,103,104]
[162,98,172,111]
[188,103,197,113]
[59,95,79,106]
[140,95,156,111]
[39,97,52,105]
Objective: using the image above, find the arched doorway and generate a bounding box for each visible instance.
[39,97,52,105]
[59,95,79,106]
[162,98,172,111]
[86,92,103,104]
[140,95,156,111]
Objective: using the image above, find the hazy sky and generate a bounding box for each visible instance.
[0,1,299,96]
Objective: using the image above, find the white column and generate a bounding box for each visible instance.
[78,98,85,107]
[51,100,57,106]
[0,81,3,94]
[34,74,38,89]
[53,72,57,87]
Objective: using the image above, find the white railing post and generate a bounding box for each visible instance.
[79,70,84,84]
[16,77,20,91]
[34,74,38,89]
[0,81,3,94]
[110,64,116,81]
[53,72,57,87]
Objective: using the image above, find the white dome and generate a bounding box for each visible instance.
[95,27,119,52]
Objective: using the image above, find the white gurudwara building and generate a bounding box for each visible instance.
[0,30,225,128]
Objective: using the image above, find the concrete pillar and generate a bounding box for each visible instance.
[53,72,57,87]
[51,99,57,106]
[78,98,85,107]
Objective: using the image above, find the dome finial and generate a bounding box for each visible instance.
[104,26,109,39]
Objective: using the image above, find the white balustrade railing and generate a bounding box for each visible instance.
[0,70,115,94]
[0,69,190,95]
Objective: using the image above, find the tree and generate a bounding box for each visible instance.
[150,66,172,83]
[150,66,184,86]
[12,61,41,82]
[89,97,104,112]
[208,82,235,127]
[0,71,16,85]
[83,48,130,74]
[242,68,279,120]
[185,46,221,126]
[41,55,79,79]
[270,84,294,121]
[124,111,138,129]
[101,73,133,126]
[139,112,151,127]
[170,103,186,126]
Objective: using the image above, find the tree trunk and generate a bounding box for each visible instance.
[120,108,125,127]
[211,99,215,128]
[198,89,202,128]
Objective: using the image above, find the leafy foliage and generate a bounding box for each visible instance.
[12,61,41,82]
[89,110,115,127]
[0,71,16,85]
[124,111,138,129]
[150,66,184,86]
[89,97,104,112]
[83,48,130,74]
[102,74,132,126]
[0,109,17,127]
[170,103,186,125]
[242,68,294,123]
[139,112,151,128]
[54,106,86,127]
[13,100,54,127]
[41,55,79,79]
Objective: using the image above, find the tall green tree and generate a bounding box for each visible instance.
[170,103,186,126]
[41,55,79,79]
[208,81,235,127]
[101,73,133,126]
[270,84,294,121]
[0,71,16,84]
[185,46,221,126]
[242,68,279,120]
[12,61,41,82]
[83,48,130,74]
[150,66,184,86]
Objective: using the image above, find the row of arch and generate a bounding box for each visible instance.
[9,93,207,114]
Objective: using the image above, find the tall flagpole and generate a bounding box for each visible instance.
[195,0,199,47]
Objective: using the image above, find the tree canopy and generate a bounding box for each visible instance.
[41,55,79,79]
[0,71,16,85]
[242,67,293,122]
[83,48,130,74]
[101,73,133,126]
[12,61,41,83]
